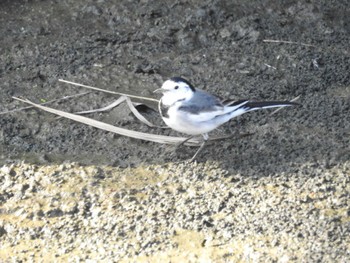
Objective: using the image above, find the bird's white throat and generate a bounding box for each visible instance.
[160,89,194,106]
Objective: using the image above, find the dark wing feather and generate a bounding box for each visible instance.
[222,99,249,107]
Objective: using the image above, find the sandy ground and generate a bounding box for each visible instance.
[0,0,349,261]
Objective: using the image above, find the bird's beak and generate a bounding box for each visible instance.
[153,88,164,93]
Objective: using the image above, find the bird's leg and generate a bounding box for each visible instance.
[189,140,207,162]
[189,134,208,162]
[174,135,195,151]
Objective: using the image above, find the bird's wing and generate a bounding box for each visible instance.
[177,86,300,123]
[178,90,250,122]
[177,90,224,122]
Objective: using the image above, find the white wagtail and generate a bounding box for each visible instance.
[154,77,300,161]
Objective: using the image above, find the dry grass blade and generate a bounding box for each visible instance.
[74,95,158,128]
[263,39,315,47]
[12,97,201,146]
[125,96,157,127]
[210,132,254,141]
[58,79,159,102]
[270,96,301,116]
[0,92,91,115]
[75,96,127,114]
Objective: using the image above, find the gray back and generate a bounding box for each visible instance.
[178,89,223,114]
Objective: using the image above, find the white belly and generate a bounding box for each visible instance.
[163,106,220,135]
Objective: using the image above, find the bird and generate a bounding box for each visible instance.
[154,76,300,162]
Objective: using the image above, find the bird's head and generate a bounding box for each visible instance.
[154,77,195,105]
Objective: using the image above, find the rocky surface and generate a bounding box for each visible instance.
[0,0,349,261]
[0,162,349,261]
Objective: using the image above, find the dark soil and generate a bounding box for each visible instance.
[1,0,349,171]
[0,0,349,261]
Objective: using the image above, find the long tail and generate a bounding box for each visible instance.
[243,100,300,111]
[222,99,300,119]
[211,99,300,127]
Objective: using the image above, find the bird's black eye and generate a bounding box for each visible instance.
[174,85,179,90]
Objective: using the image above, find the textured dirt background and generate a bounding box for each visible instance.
[0,0,349,262]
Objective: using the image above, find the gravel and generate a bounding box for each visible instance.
[0,161,349,261]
